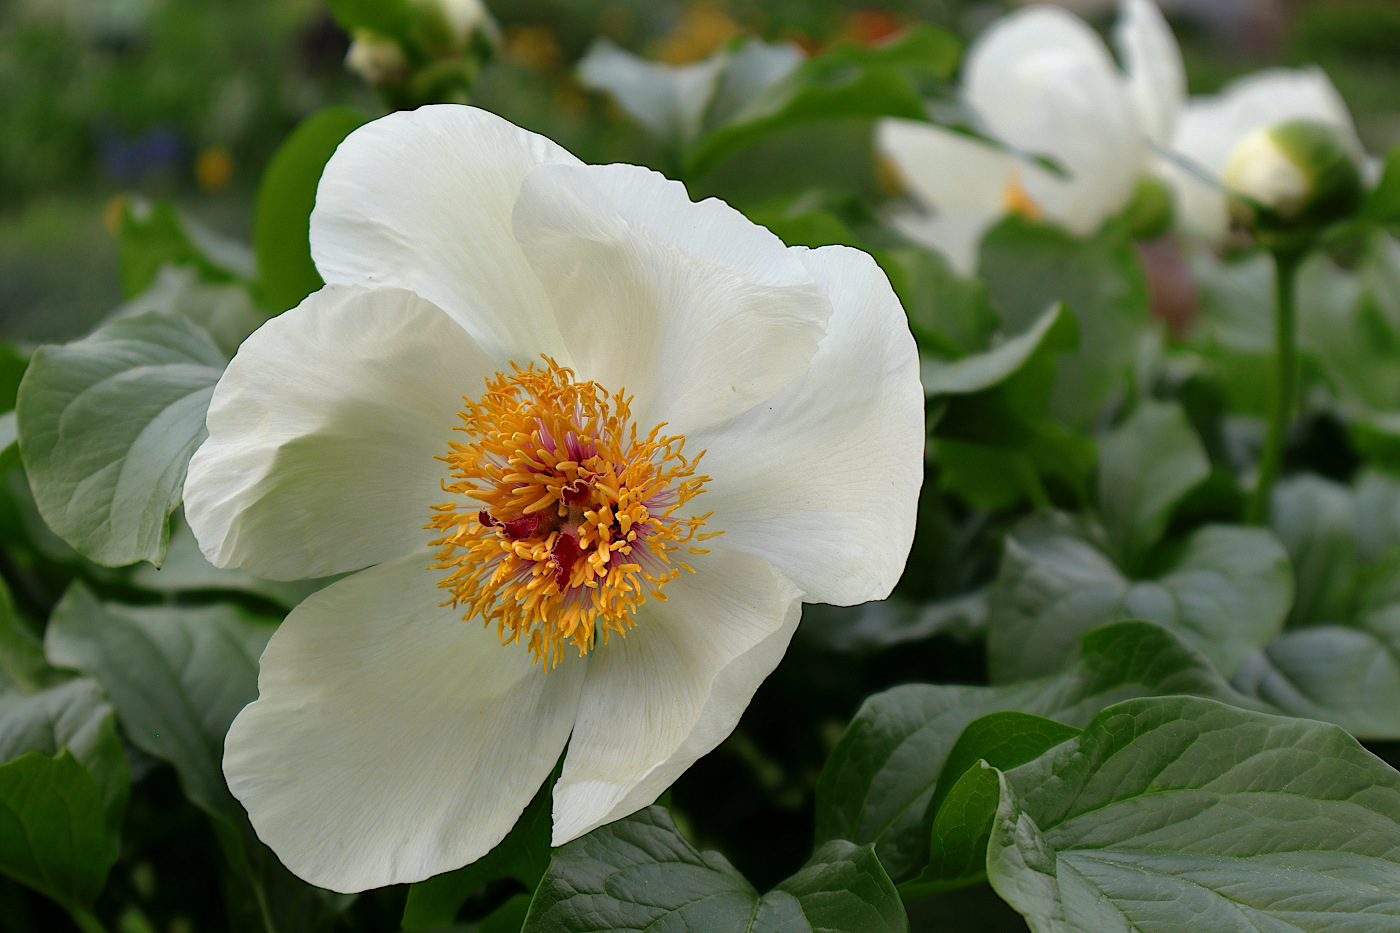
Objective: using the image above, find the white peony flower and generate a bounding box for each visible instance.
[1159,67,1363,244]
[876,0,1184,273]
[183,105,923,893]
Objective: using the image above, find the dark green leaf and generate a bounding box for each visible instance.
[799,590,988,654]
[524,807,906,933]
[988,696,1400,932]
[921,303,1075,398]
[1364,142,1400,223]
[686,27,959,176]
[774,840,906,933]
[979,216,1149,428]
[253,107,369,314]
[321,0,411,40]
[17,311,227,567]
[44,583,271,827]
[0,580,56,694]
[0,750,117,912]
[899,713,1080,897]
[118,200,245,299]
[1097,401,1210,570]
[814,619,1257,881]
[986,516,1290,682]
[0,680,129,833]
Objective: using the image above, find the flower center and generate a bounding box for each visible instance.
[428,357,715,668]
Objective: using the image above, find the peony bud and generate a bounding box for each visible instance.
[345,30,410,88]
[1222,118,1363,238]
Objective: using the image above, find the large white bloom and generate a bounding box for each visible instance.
[183,105,923,893]
[876,0,1184,273]
[1160,67,1362,243]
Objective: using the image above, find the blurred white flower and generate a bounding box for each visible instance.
[183,105,923,893]
[1159,67,1362,243]
[345,31,410,87]
[877,0,1184,273]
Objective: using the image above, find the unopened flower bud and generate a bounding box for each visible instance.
[1123,176,1173,241]
[1222,118,1363,238]
[345,31,409,87]
[409,0,498,58]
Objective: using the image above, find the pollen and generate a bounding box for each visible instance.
[428,357,717,668]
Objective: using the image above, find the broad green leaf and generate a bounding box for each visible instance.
[44,583,271,827]
[0,579,55,693]
[773,840,906,933]
[403,764,557,930]
[579,38,801,151]
[988,696,1400,932]
[883,245,1000,357]
[254,107,369,315]
[0,750,117,912]
[687,26,959,177]
[979,216,1150,429]
[523,806,905,933]
[986,516,1290,682]
[799,590,988,654]
[118,199,247,298]
[1231,475,1400,738]
[113,265,267,357]
[17,311,227,567]
[900,713,1080,897]
[0,679,129,832]
[321,0,411,40]
[920,303,1075,398]
[1097,401,1210,570]
[814,619,1258,881]
[926,713,1080,822]
[1364,142,1400,223]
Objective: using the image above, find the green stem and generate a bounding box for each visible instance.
[66,906,111,933]
[1244,249,1302,526]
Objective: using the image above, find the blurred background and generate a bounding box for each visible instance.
[4,0,1400,349]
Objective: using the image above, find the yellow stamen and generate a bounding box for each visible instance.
[428,357,714,669]
[1002,171,1042,220]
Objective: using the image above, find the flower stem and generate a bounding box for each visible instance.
[1244,248,1302,526]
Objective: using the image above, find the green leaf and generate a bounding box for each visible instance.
[44,583,271,828]
[774,840,907,933]
[253,107,369,314]
[900,713,1080,897]
[523,807,906,933]
[986,516,1291,682]
[118,199,246,299]
[0,750,117,912]
[988,696,1400,932]
[0,680,129,833]
[685,26,959,176]
[799,590,988,654]
[814,619,1257,881]
[321,0,411,40]
[114,265,267,358]
[0,580,56,694]
[1097,400,1210,570]
[926,713,1080,822]
[1364,142,1400,223]
[1231,474,1400,738]
[978,216,1150,429]
[403,765,557,930]
[579,38,802,151]
[921,303,1075,398]
[16,311,226,567]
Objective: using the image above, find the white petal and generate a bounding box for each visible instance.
[876,119,1029,274]
[686,245,923,606]
[185,285,493,580]
[1114,0,1186,144]
[510,162,831,434]
[1163,67,1359,243]
[224,553,585,893]
[309,105,580,361]
[964,6,1145,233]
[550,548,801,844]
